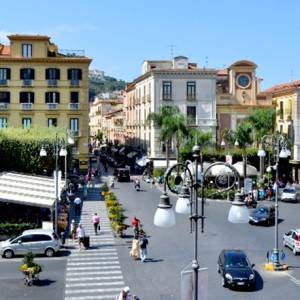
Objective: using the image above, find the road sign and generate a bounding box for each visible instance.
[181,264,208,300]
[244,178,253,195]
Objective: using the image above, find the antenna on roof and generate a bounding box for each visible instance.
[168,45,175,59]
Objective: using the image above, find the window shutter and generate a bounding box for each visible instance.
[56,92,60,103]
[31,69,35,80]
[20,69,24,80]
[45,69,50,80]
[67,69,71,80]
[56,69,60,80]
[45,92,49,103]
[6,92,10,103]
[6,69,11,80]
[78,69,82,80]
[20,92,25,103]
[30,92,35,103]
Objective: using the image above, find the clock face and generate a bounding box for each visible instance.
[237,74,251,88]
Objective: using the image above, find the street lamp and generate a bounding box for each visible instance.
[257,134,290,270]
[40,133,69,234]
[153,144,248,300]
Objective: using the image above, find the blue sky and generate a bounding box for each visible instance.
[1,0,300,88]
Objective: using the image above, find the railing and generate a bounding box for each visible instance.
[68,103,80,110]
[23,79,32,87]
[21,103,33,110]
[0,103,9,110]
[70,79,80,87]
[186,95,196,101]
[0,79,8,86]
[162,94,172,101]
[48,79,57,86]
[70,130,80,137]
[71,147,80,155]
[58,49,85,57]
[47,103,58,110]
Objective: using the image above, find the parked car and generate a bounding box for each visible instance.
[283,229,300,255]
[249,204,275,226]
[0,229,60,259]
[217,249,255,289]
[281,188,298,203]
[116,168,130,182]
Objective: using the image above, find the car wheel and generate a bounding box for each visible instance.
[45,248,55,257]
[293,247,298,256]
[3,249,14,259]
[221,277,227,288]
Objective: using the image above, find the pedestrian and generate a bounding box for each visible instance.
[139,234,148,262]
[76,223,85,250]
[252,187,258,202]
[83,184,88,199]
[92,213,100,235]
[131,216,140,238]
[70,219,77,240]
[74,197,82,216]
[151,177,156,188]
[116,286,131,300]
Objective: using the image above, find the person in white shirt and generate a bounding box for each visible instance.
[74,197,82,216]
[76,223,85,250]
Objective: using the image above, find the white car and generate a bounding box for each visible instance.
[0,229,61,259]
[281,188,298,202]
[283,229,300,255]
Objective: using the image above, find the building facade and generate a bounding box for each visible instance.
[0,34,91,170]
[125,56,217,160]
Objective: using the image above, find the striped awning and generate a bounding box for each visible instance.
[0,172,58,208]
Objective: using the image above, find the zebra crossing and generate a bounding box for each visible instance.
[64,188,124,300]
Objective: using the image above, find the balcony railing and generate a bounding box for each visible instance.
[0,103,9,110]
[48,79,57,86]
[23,79,32,87]
[0,79,8,86]
[69,103,80,110]
[162,94,172,101]
[70,130,80,137]
[70,79,80,87]
[21,103,33,110]
[47,103,58,110]
[186,95,196,101]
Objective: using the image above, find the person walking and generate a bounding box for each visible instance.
[76,223,85,250]
[74,197,82,216]
[131,216,140,238]
[70,219,77,240]
[116,286,131,300]
[139,234,148,262]
[92,213,100,235]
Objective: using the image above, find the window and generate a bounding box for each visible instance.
[32,234,51,242]
[22,118,31,129]
[280,101,284,120]
[67,69,82,80]
[162,81,172,100]
[45,68,60,80]
[22,44,32,58]
[20,68,35,80]
[45,92,60,103]
[187,106,196,125]
[70,118,79,132]
[0,68,11,82]
[20,92,34,103]
[70,92,79,103]
[0,92,10,103]
[0,118,7,128]
[48,118,57,127]
[187,81,196,100]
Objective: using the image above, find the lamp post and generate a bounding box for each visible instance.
[257,134,290,270]
[153,143,249,300]
[40,133,69,234]
[221,140,231,201]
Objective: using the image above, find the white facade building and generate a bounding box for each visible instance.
[125,56,217,160]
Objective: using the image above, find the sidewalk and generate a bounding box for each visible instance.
[64,186,125,300]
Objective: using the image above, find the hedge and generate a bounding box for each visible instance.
[0,223,39,236]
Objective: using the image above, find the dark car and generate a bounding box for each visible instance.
[217,250,255,289]
[116,168,130,182]
[249,204,275,226]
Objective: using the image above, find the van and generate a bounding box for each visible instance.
[0,229,61,259]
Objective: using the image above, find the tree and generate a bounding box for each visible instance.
[248,108,276,145]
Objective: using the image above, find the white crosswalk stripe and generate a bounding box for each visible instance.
[64,190,125,300]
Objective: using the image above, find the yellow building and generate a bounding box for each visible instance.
[0,34,92,171]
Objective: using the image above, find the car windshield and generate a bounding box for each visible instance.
[225,254,249,268]
[283,189,295,194]
[256,207,268,214]
[8,235,18,242]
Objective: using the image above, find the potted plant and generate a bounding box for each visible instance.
[19,252,42,286]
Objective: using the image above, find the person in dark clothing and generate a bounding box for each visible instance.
[139,234,148,262]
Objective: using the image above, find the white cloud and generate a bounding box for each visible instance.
[0,30,11,44]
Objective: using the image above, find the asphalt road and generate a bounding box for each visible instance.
[112,179,300,300]
[0,251,69,300]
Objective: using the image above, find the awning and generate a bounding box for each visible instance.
[127,151,138,158]
[153,159,177,168]
[232,161,258,177]
[0,172,57,208]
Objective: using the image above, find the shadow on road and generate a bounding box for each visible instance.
[34,279,56,286]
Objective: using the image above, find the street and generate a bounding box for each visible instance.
[111,179,300,300]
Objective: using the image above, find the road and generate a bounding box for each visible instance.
[111,179,300,300]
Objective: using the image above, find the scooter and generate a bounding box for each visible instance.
[109,178,115,188]
[134,180,140,191]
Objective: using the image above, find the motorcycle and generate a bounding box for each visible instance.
[109,177,115,188]
[134,180,140,191]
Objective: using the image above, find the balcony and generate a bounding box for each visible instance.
[68,103,80,110]
[21,103,33,110]
[70,79,79,87]
[0,79,8,86]
[70,130,80,137]
[0,103,9,110]
[187,95,196,101]
[23,79,32,87]
[146,95,151,102]
[47,103,58,110]
[162,95,172,101]
[48,79,57,87]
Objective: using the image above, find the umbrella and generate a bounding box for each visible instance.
[232,161,258,177]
